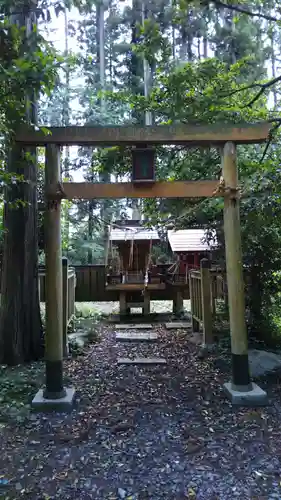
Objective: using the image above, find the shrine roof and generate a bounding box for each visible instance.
[109,226,159,242]
[167,229,217,252]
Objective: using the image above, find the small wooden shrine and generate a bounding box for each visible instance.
[167,229,216,274]
[166,229,216,314]
[106,206,165,316]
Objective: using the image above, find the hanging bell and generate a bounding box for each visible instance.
[131,145,155,184]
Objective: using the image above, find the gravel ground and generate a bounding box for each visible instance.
[1,317,281,499]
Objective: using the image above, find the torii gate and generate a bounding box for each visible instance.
[15,121,270,410]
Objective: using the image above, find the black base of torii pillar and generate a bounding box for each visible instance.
[221,142,267,406]
[32,144,75,412]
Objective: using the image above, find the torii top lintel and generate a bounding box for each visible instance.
[15,122,271,147]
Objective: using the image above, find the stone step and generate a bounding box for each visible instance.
[117,357,166,365]
[116,332,158,342]
[165,321,191,330]
[115,323,153,330]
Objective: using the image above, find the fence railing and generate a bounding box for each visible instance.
[189,270,202,327]
[65,267,76,323]
[211,270,227,311]
[189,259,226,345]
[39,261,76,320]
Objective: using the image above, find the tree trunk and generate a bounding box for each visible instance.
[203,36,208,58]
[172,24,176,61]
[179,25,187,61]
[130,0,144,124]
[0,147,43,365]
[97,0,111,263]
[202,5,209,58]
[187,32,193,62]
[270,27,277,107]
[0,2,42,365]
[62,4,70,252]
[197,38,201,59]
[142,0,153,126]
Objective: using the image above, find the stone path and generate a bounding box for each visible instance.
[115,324,154,330]
[117,357,167,365]
[165,321,191,329]
[116,332,158,342]
[115,319,195,367]
[115,323,166,365]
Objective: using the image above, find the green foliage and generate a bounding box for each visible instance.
[38,0,281,344]
[134,18,172,66]
[0,20,61,133]
[0,363,44,423]
[0,9,62,258]
[103,31,281,342]
[135,58,267,123]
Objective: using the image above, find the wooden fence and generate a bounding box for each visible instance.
[39,264,76,324]
[189,259,226,344]
[66,268,76,320]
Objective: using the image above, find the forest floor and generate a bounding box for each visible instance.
[1,305,281,499]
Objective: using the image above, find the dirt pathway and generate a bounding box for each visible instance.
[0,320,281,499]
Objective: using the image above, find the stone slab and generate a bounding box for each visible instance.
[115,323,153,330]
[249,349,281,378]
[223,382,267,406]
[31,387,76,412]
[188,332,203,345]
[118,357,167,365]
[165,322,191,329]
[116,332,158,342]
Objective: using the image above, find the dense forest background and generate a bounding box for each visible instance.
[1,0,281,364]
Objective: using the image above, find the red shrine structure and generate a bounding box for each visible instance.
[166,228,217,315]
[167,229,216,274]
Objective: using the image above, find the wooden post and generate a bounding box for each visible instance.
[189,274,200,332]
[120,291,127,316]
[172,289,177,315]
[38,274,41,303]
[62,257,69,358]
[211,275,216,315]
[44,144,65,399]
[222,142,251,391]
[177,290,184,314]
[200,258,213,345]
[143,290,150,316]
[173,290,183,316]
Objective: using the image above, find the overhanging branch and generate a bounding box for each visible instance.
[260,119,281,162]
[222,75,281,107]
[207,0,280,23]
[246,75,281,107]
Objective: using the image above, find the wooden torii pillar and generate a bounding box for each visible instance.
[222,142,267,405]
[32,144,75,411]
